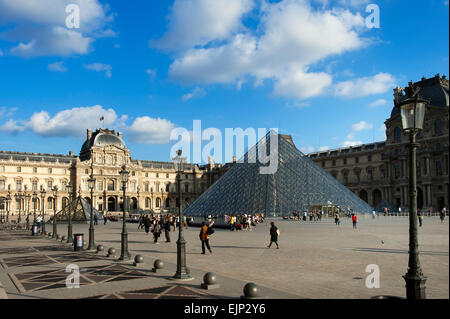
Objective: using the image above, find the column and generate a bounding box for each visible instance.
[427,184,432,208]
[445,184,449,208]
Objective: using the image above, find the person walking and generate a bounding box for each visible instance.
[372,210,376,219]
[230,214,236,231]
[164,217,171,242]
[267,222,279,249]
[334,213,340,226]
[103,214,108,225]
[152,220,161,243]
[440,208,446,223]
[418,211,423,227]
[199,221,212,254]
[94,214,98,225]
[144,216,151,235]
[352,214,357,229]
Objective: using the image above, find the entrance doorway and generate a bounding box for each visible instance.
[107,197,116,211]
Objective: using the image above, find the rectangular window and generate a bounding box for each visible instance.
[32,181,38,191]
[33,167,37,173]
[355,157,359,164]
[145,184,149,192]
[0,166,4,173]
[48,168,52,174]
[343,158,347,165]
[436,160,443,176]
[47,181,52,189]
[98,181,103,191]
[17,167,22,173]
[322,162,325,168]
[145,172,149,177]
[368,155,372,162]
[332,160,336,166]
[107,181,114,191]
[16,180,22,190]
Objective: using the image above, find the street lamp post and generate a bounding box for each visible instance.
[87,174,96,250]
[398,82,428,299]
[26,193,31,230]
[40,188,46,234]
[52,186,58,238]
[15,191,22,224]
[66,182,73,244]
[32,192,37,233]
[137,186,140,217]
[6,185,11,224]
[171,149,193,280]
[119,165,131,260]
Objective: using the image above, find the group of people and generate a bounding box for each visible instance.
[288,210,324,221]
[138,214,190,243]
[227,213,265,231]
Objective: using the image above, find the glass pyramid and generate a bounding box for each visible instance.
[184,131,373,218]
[54,196,102,223]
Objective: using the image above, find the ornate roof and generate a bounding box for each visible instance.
[391,74,449,118]
[80,129,126,155]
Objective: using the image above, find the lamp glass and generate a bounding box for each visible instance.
[120,166,129,183]
[88,176,96,190]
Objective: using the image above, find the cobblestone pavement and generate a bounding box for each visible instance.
[0,215,448,299]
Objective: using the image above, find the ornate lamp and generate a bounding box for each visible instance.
[397,82,428,299]
[52,186,58,238]
[87,174,96,250]
[66,182,73,243]
[118,165,130,260]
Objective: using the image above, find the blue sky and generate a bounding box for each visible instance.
[0,0,448,163]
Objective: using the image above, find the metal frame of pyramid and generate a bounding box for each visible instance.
[184,131,373,218]
[54,196,102,223]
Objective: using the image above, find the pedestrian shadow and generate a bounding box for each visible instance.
[350,247,449,256]
[213,245,265,250]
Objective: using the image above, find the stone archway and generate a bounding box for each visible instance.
[107,197,116,211]
[417,187,424,210]
[359,189,368,203]
[372,189,382,207]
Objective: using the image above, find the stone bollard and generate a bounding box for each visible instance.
[201,272,220,290]
[133,255,145,268]
[107,248,116,258]
[61,236,67,242]
[96,245,104,254]
[152,259,164,273]
[56,234,62,241]
[240,283,259,299]
[48,232,52,238]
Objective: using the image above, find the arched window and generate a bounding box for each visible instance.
[394,127,401,142]
[165,198,170,208]
[184,183,189,193]
[165,183,170,192]
[47,197,53,209]
[107,179,115,191]
[156,198,161,208]
[145,197,151,208]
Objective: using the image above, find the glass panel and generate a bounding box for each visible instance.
[415,102,426,130]
[400,102,415,130]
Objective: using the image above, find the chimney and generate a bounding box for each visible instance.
[117,132,123,138]
[232,156,237,163]
[69,151,73,156]
[87,129,92,141]
[208,156,215,166]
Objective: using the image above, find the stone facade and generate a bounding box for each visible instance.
[0,128,223,220]
[307,74,449,212]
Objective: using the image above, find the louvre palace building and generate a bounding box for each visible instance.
[0,128,227,221]
[1,74,448,220]
[307,74,449,213]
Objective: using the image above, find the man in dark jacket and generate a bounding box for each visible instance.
[164,216,171,242]
[199,221,212,254]
[267,222,279,249]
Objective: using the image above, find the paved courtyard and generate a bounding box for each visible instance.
[0,215,448,299]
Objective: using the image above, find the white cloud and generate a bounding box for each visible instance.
[0,105,176,145]
[127,116,175,144]
[318,146,330,151]
[341,140,363,147]
[300,146,316,154]
[182,87,206,102]
[48,61,67,72]
[155,0,254,51]
[146,68,157,81]
[334,73,396,97]
[164,0,371,100]
[0,106,18,117]
[83,62,112,77]
[368,99,388,107]
[0,0,114,57]
[352,120,373,131]
[0,119,25,134]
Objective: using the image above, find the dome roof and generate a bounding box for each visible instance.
[390,74,449,118]
[80,129,126,155]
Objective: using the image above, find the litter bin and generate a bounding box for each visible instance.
[74,234,84,251]
[31,225,38,236]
